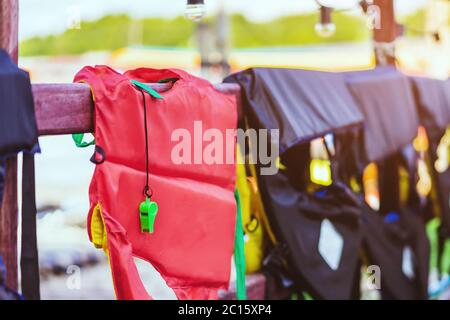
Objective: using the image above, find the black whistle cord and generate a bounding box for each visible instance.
[139,89,152,199]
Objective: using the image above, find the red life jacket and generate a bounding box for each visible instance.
[74,66,237,300]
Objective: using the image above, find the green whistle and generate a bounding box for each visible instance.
[139,197,158,233]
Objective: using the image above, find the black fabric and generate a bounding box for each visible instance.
[434,161,450,271]
[20,154,40,300]
[345,67,419,163]
[224,68,364,154]
[361,205,429,300]
[410,76,450,272]
[262,243,295,300]
[343,70,432,299]
[0,49,40,299]
[445,79,450,111]
[401,144,422,209]
[333,129,367,186]
[410,76,450,140]
[0,256,22,300]
[258,155,362,300]
[377,154,401,213]
[0,49,38,158]
[361,149,429,300]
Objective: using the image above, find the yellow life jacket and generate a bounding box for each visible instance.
[236,147,277,274]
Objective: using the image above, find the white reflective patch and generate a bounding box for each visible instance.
[229,255,236,285]
[402,246,415,280]
[318,219,344,271]
[133,257,178,300]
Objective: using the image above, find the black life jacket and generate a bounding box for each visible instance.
[0,49,38,158]
[361,203,429,300]
[224,68,364,153]
[344,69,429,299]
[226,68,364,299]
[345,67,419,164]
[410,76,450,274]
[360,153,429,299]
[258,169,363,299]
[0,49,40,300]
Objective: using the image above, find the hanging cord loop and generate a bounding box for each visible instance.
[131,80,163,234]
[130,80,163,198]
[138,89,153,199]
[130,80,163,199]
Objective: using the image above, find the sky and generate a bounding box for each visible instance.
[19,0,430,40]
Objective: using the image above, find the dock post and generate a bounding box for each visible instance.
[0,0,19,291]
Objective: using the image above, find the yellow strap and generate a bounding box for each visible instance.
[241,116,278,245]
[246,173,277,245]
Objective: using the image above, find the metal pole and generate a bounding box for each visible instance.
[197,21,211,76]
[372,0,397,65]
[216,1,230,76]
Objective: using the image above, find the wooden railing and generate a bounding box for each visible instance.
[33,83,242,136]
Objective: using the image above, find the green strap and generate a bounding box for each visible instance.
[157,77,179,84]
[72,133,95,148]
[72,80,163,149]
[131,79,164,99]
[234,189,247,300]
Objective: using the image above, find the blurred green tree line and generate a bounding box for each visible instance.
[20,8,437,56]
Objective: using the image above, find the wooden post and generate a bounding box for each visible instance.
[0,0,18,61]
[372,0,397,65]
[0,0,19,290]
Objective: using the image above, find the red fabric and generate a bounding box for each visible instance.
[75,66,237,300]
